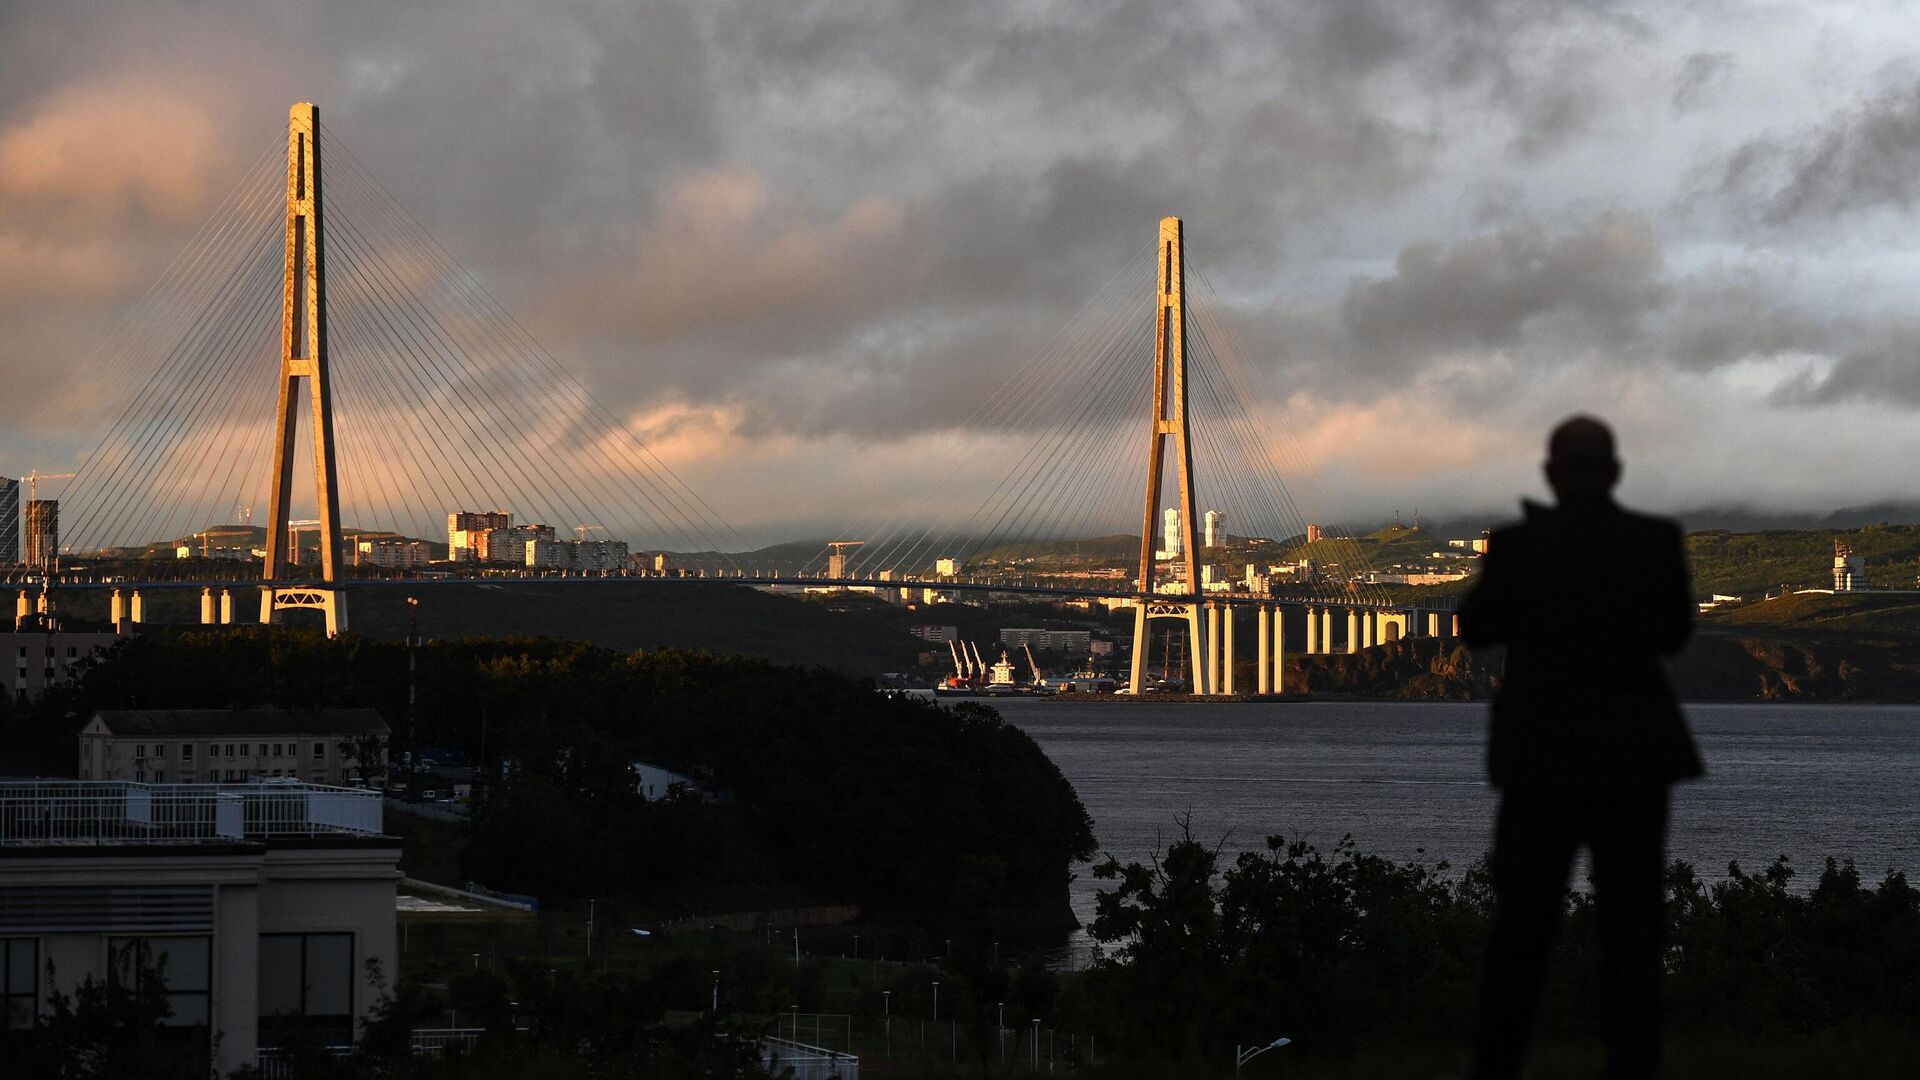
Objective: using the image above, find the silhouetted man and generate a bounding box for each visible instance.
[1458,416,1701,1080]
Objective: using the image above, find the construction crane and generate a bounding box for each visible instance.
[574,524,605,540]
[22,471,74,502]
[825,540,864,579]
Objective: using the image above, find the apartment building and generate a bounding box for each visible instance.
[78,709,390,786]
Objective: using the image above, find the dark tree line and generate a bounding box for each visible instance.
[2,628,1096,926]
[1067,830,1920,1075]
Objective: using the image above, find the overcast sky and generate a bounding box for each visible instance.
[6,0,1920,543]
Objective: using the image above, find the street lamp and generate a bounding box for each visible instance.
[931,980,940,1024]
[1236,1037,1292,1076]
[883,991,892,1056]
[711,970,720,1013]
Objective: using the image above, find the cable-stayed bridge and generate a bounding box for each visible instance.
[9,103,1461,694]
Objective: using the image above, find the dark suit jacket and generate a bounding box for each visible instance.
[1457,493,1703,792]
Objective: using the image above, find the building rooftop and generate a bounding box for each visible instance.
[89,707,390,738]
[0,780,384,846]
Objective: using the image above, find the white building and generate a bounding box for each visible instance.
[631,761,703,801]
[78,708,390,786]
[999,628,1093,654]
[934,558,959,577]
[909,624,960,643]
[354,539,431,569]
[526,538,629,572]
[1203,510,1224,549]
[0,778,398,1075]
[1157,508,1183,559]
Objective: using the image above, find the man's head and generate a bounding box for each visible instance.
[1544,415,1620,500]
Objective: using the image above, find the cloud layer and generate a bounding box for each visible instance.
[6,0,1920,543]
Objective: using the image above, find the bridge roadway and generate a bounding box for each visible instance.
[4,570,1422,611]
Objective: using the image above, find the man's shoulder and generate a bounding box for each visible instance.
[1614,505,1684,545]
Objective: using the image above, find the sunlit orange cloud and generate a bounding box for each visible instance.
[0,77,237,226]
[0,234,130,299]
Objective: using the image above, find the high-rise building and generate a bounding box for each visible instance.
[1161,507,1182,558]
[1203,510,1224,548]
[1305,523,1324,544]
[24,499,57,569]
[0,477,17,565]
[447,510,512,561]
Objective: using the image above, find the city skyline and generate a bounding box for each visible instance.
[5,3,1920,545]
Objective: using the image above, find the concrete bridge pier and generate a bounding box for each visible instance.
[200,588,216,625]
[1257,607,1271,695]
[1305,605,1320,654]
[1362,612,1375,649]
[14,591,27,627]
[219,589,234,624]
[1206,605,1222,694]
[1271,606,1286,695]
[1346,609,1359,654]
[1222,606,1236,695]
[129,590,145,625]
[1320,607,1333,654]
[109,589,126,633]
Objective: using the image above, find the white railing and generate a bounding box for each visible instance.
[762,1036,860,1080]
[0,780,384,845]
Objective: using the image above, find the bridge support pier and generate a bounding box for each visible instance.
[1206,605,1221,695]
[1451,614,1461,637]
[219,590,233,625]
[129,591,145,625]
[1345,609,1358,654]
[1304,605,1319,654]
[1272,607,1287,695]
[259,587,349,638]
[1256,607,1271,695]
[1222,606,1235,695]
[200,588,216,626]
[14,591,27,629]
[1320,608,1333,654]
[1363,612,1375,650]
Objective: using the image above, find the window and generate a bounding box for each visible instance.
[108,936,211,1027]
[135,770,146,783]
[13,647,22,659]
[225,769,236,782]
[258,744,267,758]
[2,938,36,1030]
[273,744,283,758]
[313,742,326,760]
[65,647,76,659]
[259,933,353,1046]
[136,745,147,758]
[153,770,164,784]
[182,744,194,761]
[225,744,235,758]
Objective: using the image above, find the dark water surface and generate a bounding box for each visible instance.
[985,699,1920,940]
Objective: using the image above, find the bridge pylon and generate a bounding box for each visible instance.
[259,103,348,636]
[1128,217,1210,694]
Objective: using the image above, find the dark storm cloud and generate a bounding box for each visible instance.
[1721,77,1920,223]
[1778,323,1920,407]
[1339,213,1668,367]
[1672,51,1735,114]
